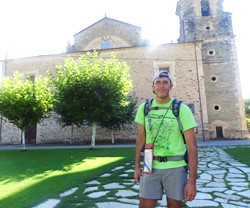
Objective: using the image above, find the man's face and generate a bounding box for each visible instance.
[152,77,172,99]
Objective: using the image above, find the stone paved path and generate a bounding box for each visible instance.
[33,145,250,208]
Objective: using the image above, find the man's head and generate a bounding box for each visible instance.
[152,71,173,98]
[152,71,173,84]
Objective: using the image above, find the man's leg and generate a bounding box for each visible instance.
[139,197,157,208]
[166,198,182,208]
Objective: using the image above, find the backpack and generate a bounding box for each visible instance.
[144,98,188,163]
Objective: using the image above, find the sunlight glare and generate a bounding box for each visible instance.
[0,157,123,201]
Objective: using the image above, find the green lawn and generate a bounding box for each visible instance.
[224,146,250,166]
[0,147,135,208]
[1,146,249,208]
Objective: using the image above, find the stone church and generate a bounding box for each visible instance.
[0,0,248,144]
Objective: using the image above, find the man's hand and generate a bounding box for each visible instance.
[134,167,141,183]
[184,181,196,201]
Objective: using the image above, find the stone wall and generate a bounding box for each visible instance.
[1,42,211,144]
[74,17,143,51]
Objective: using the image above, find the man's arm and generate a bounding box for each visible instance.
[183,128,198,201]
[134,123,146,183]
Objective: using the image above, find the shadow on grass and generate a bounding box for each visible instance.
[0,148,135,208]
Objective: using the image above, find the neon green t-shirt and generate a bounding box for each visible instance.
[135,98,197,169]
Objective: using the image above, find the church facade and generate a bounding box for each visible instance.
[0,0,248,144]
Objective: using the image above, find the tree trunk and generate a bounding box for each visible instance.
[70,123,74,144]
[21,130,26,151]
[111,130,114,144]
[91,122,96,149]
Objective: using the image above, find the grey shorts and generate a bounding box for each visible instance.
[139,167,188,201]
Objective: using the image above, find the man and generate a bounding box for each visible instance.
[134,71,198,208]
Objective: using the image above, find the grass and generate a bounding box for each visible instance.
[0,147,135,208]
[1,145,249,208]
[224,146,250,166]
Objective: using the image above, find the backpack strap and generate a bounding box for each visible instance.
[172,98,185,144]
[144,99,153,130]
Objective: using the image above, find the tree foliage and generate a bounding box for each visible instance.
[99,94,137,131]
[0,72,54,149]
[51,51,135,147]
[244,99,250,118]
[0,72,54,130]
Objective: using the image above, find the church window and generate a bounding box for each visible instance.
[205,26,210,31]
[102,40,111,49]
[214,105,220,111]
[201,0,210,16]
[207,49,216,56]
[211,76,217,82]
[159,67,170,72]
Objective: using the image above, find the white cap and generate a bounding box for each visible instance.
[152,71,173,83]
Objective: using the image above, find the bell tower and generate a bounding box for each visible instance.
[176,0,248,139]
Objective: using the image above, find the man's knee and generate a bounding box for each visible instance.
[139,197,157,208]
[167,197,182,208]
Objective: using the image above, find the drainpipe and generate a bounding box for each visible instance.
[194,42,205,141]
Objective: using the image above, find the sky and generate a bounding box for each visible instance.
[0,0,249,99]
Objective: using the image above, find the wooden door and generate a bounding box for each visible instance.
[25,125,37,144]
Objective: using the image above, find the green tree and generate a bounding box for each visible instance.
[0,72,54,150]
[99,95,137,144]
[52,51,134,148]
[244,99,250,118]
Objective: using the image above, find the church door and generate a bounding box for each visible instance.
[216,126,224,139]
[25,125,37,144]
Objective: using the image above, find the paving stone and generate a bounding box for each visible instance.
[87,191,109,198]
[194,193,213,199]
[157,194,167,206]
[100,173,111,177]
[119,173,129,177]
[132,184,139,190]
[224,190,236,195]
[227,173,245,178]
[111,166,124,171]
[237,167,250,173]
[123,182,134,185]
[125,169,134,173]
[103,182,125,189]
[208,164,220,168]
[228,182,249,187]
[237,190,250,198]
[118,198,140,205]
[96,202,138,208]
[228,167,244,174]
[221,203,244,208]
[32,199,60,208]
[231,186,248,191]
[198,173,212,180]
[115,190,138,197]
[186,200,219,207]
[229,201,249,207]
[214,174,225,179]
[214,178,225,182]
[59,187,78,197]
[214,197,228,203]
[84,186,98,193]
[197,187,227,192]
[225,178,246,182]
[214,192,241,200]
[206,170,227,175]
[205,182,226,187]
[86,180,100,185]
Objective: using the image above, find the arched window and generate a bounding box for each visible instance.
[201,0,210,16]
